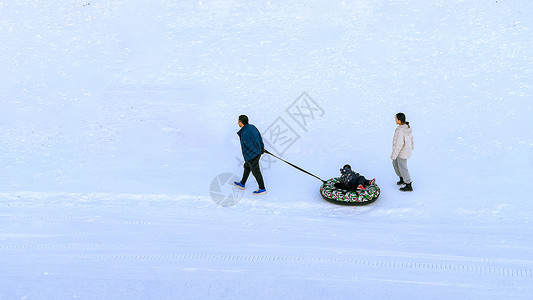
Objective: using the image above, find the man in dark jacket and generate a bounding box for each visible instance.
[234,115,266,195]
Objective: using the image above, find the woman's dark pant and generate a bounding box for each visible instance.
[241,154,265,190]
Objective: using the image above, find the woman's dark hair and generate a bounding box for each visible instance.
[239,115,249,125]
[396,112,410,128]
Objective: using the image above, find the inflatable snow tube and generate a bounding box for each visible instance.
[320,177,380,205]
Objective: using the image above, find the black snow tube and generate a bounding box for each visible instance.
[320,177,380,205]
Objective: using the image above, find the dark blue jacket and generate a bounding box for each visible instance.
[237,124,264,162]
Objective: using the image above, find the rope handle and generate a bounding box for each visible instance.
[264,149,326,183]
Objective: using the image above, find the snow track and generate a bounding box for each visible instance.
[28,253,530,280]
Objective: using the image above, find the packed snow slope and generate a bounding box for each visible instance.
[1,1,533,299]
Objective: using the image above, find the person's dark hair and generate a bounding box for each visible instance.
[239,115,249,125]
[396,112,410,128]
[340,164,352,175]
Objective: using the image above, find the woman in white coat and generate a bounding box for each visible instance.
[391,113,414,191]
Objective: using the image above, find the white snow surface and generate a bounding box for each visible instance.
[1,1,533,299]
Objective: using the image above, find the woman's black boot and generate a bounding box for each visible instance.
[400,183,413,192]
[397,177,405,185]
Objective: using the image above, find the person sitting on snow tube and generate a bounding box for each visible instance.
[335,164,375,191]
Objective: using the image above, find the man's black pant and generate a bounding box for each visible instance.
[241,154,265,190]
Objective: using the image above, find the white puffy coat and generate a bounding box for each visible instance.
[391,124,414,160]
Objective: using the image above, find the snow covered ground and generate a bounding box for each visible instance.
[1,0,532,299]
